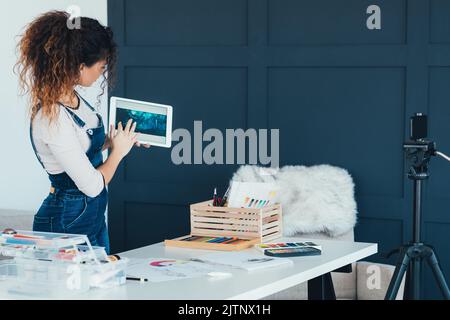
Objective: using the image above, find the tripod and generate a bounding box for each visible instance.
[385,140,450,300]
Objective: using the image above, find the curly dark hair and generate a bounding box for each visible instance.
[15,10,117,121]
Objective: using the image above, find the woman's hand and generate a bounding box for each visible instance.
[109,119,138,159]
[98,121,150,186]
[102,135,112,151]
[135,141,151,148]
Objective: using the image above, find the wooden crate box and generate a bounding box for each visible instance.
[165,200,282,251]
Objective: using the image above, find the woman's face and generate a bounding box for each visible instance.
[78,60,107,87]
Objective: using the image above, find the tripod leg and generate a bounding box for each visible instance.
[412,255,421,299]
[425,251,450,300]
[385,250,411,300]
[403,263,413,300]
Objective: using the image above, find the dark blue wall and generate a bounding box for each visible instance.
[108,0,450,299]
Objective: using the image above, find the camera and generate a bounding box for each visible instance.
[404,113,436,172]
[407,113,450,167]
[410,113,427,141]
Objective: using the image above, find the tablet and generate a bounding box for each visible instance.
[109,96,173,148]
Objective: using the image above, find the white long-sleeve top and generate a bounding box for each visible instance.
[31,99,105,197]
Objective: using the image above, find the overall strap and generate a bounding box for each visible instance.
[62,92,100,130]
[29,113,45,169]
[73,91,103,128]
[74,91,96,112]
[61,102,87,128]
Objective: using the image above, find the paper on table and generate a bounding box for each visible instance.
[195,251,293,272]
[227,181,279,208]
[126,258,217,282]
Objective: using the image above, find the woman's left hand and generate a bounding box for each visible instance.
[135,141,151,148]
[102,131,112,151]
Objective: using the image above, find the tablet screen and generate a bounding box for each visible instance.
[115,100,168,144]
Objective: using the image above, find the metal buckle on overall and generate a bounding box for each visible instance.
[50,186,56,194]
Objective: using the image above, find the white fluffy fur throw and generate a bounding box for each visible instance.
[231,165,357,237]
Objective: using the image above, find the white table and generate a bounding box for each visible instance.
[0,237,377,300]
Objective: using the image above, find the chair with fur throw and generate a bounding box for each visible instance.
[231,165,404,300]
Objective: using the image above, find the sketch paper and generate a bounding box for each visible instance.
[126,258,216,282]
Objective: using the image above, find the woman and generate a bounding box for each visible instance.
[16,11,147,254]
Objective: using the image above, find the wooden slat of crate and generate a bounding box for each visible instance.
[262,227,281,237]
[262,204,281,211]
[194,208,260,215]
[262,220,281,230]
[191,216,260,226]
[191,225,260,233]
[192,203,262,214]
[261,207,281,218]
[192,222,261,232]
[262,233,282,242]
[263,220,281,230]
[262,215,280,224]
[262,226,281,236]
[191,229,260,239]
[192,215,259,223]
[191,210,259,220]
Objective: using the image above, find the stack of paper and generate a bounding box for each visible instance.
[195,251,293,272]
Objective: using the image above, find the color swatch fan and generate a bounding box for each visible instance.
[227,182,279,208]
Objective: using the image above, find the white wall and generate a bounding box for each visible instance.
[0,0,108,212]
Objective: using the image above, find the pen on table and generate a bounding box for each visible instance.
[126,276,148,282]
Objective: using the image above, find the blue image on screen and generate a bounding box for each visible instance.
[116,108,167,137]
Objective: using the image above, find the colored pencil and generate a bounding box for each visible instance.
[221,237,238,244]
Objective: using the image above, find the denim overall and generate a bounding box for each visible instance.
[30,92,110,254]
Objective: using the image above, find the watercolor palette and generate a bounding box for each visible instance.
[254,241,322,252]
